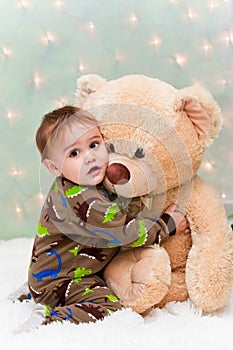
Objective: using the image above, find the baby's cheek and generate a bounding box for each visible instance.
[100,146,109,164]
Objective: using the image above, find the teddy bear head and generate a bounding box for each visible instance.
[75,74,222,199]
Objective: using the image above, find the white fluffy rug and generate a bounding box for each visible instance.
[1,238,233,350]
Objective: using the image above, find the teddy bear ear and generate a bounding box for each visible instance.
[174,85,223,147]
[75,74,107,107]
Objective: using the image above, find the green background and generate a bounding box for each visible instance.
[0,0,232,239]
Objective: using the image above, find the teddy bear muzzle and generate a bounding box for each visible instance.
[103,153,157,198]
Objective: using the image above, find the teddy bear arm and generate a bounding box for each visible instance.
[186,175,233,312]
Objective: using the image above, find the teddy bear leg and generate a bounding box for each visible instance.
[104,245,171,314]
[156,268,189,308]
[186,237,233,313]
[155,233,192,308]
[186,177,233,312]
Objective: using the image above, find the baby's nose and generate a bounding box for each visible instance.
[85,150,95,163]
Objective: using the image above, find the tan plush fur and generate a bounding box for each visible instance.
[76,74,233,314]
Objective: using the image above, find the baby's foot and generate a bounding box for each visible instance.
[8,281,31,302]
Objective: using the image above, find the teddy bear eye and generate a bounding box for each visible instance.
[108,143,115,153]
[135,148,145,158]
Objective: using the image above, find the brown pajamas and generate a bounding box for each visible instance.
[38,276,122,324]
[28,177,175,325]
[28,231,121,324]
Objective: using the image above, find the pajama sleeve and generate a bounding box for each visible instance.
[63,182,176,248]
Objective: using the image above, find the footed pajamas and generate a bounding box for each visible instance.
[28,176,175,324]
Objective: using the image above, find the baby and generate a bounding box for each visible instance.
[19,105,190,330]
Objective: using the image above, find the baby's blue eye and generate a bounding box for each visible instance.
[70,150,79,157]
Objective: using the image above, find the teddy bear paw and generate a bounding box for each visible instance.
[104,245,171,314]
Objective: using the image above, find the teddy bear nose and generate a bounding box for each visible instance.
[106,163,130,185]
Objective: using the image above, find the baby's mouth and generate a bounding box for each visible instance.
[87,166,100,175]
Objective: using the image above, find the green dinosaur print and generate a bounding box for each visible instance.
[82,288,94,296]
[65,185,87,198]
[45,305,51,317]
[68,246,79,256]
[37,223,51,237]
[73,267,92,282]
[102,202,120,224]
[107,308,115,314]
[107,243,118,248]
[130,220,147,247]
[106,294,119,302]
[53,180,59,193]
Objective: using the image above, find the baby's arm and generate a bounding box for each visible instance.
[67,186,187,248]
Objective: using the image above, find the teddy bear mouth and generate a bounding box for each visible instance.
[106,163,130,185]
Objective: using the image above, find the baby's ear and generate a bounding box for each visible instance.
[76,74,106,107]
[43,158,61,177]
[174,85,223,146]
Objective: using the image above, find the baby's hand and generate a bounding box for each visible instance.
[165,204,190,235]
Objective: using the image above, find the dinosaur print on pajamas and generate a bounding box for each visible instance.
[79,247,107,262]
[32,249,62,282]
[74,303,106,321]
[46,196,65,223]
[28,176,172,325]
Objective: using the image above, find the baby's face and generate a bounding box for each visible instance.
[47,121,109,186]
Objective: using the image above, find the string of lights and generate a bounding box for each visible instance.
[0,0,232,238]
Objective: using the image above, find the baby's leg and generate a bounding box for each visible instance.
[43,275,122,325]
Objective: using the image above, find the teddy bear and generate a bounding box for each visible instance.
[75,73,233,314]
